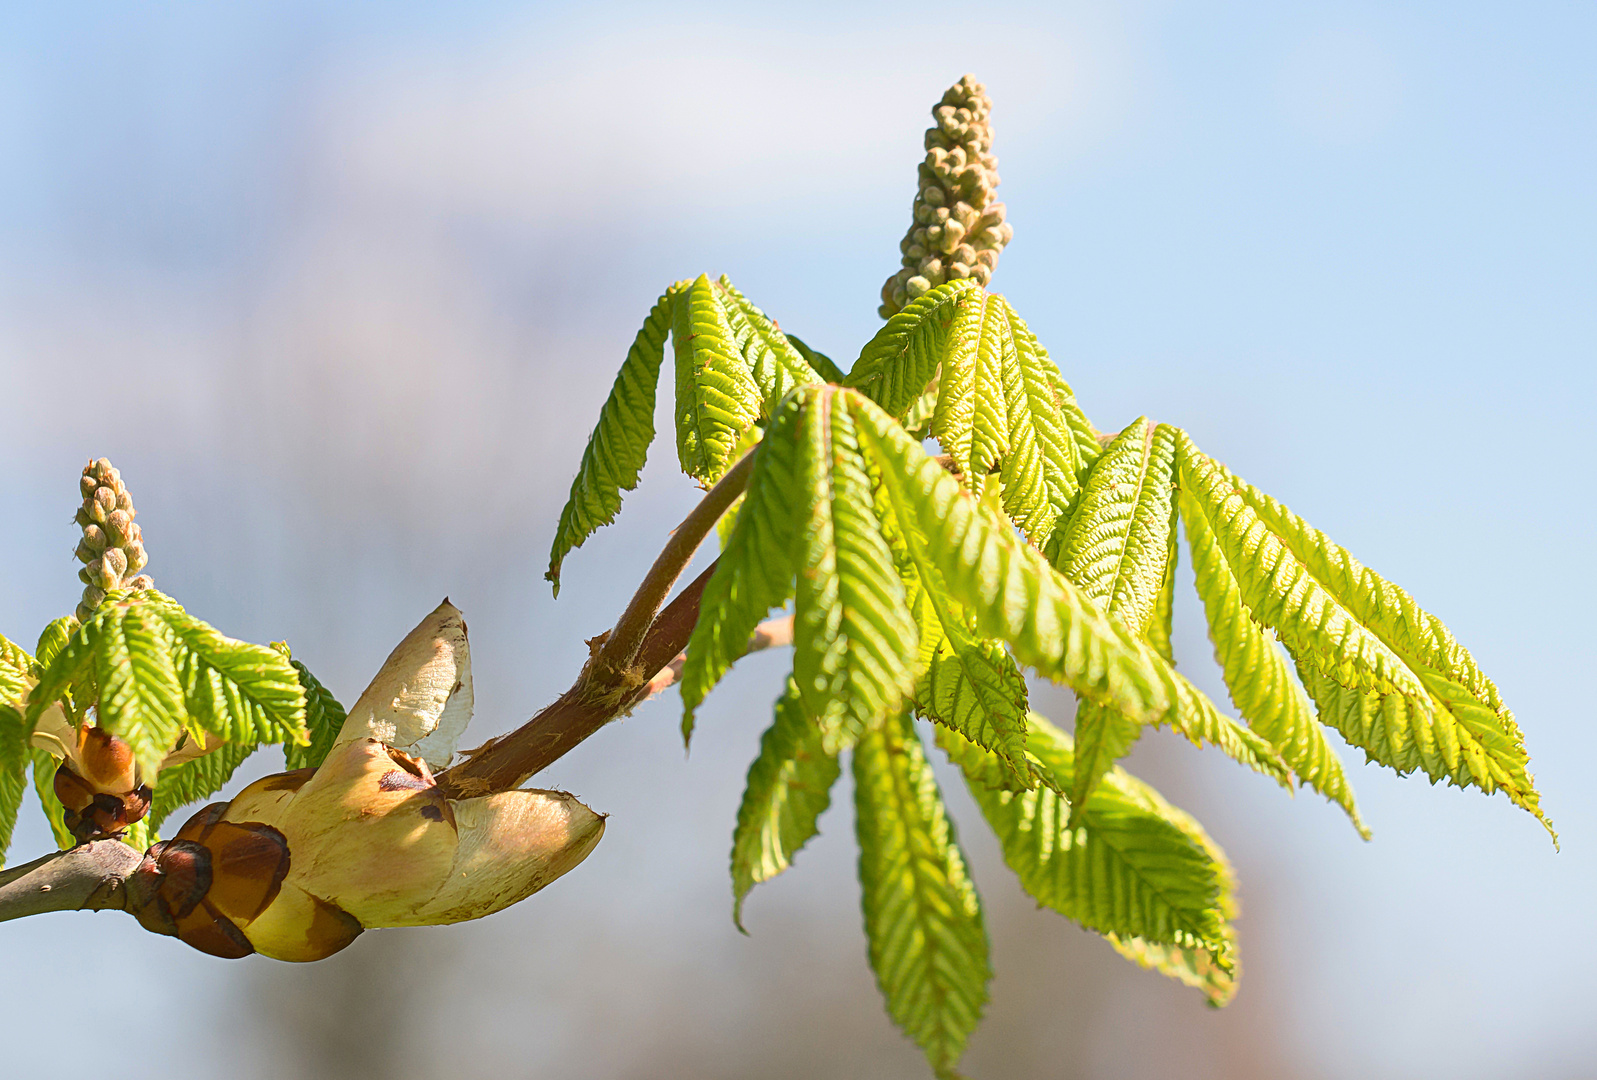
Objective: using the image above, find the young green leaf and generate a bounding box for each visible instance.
[792,388,916,751]
[855,709,990,1077]
[941,715,1234,969]
[680,395,806,742]
[1176,431,1550,838]
[149,736,258,832]
[0,710,27,865]
[850,390,1170,725]
[1050,420,1175,814]
[34,617,78,672]
[30,745,74,850]
[94,601,187,774]
[1181,488,1368,837]
[714,276,822,409]
[674,273,762,485]
[730,678,842,930]
[548,284,680,591]
[271,645,348,771]
[0,632,32,704]
[847,279,981,414]
[995,298,1077,540]
[162,605,307,750]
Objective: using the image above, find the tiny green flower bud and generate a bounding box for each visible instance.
[116,490,133,513]
[91,459,115,484]
[75,538,98,564]
[905,275,931,299]
[125,541,147,574]
[78,566,94,586]
[87,500,108,526]
[75,507,92,528]
[93,557,121,590]
[80,475,98,498]
[106,509,132,547]
[83,586,106,609]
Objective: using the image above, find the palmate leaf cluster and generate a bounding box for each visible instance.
[552,276,1550,1076]
[0,590,349,860]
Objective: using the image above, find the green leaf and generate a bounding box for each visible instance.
[680,394,806,742]
[547,285,680,591]
[730,678,842,930]
[855,709,990,1076]
[674,273,763,485]
[786,333,846,384]
[1107,931,1238,1008]
[94,601,187,775]
[995,298,1079,541]
[714,276,822,410]
[1050,420,1178,814]
[1176,431,1550,838]
[931,287,1009,483]
[0,632,32,704]
[792,388,917,751]
[0,709,27,866]
[942,714,1234,968]
[283,656,347,771]
[850,391,1170,725]
[1182,489,1368,837]
[24,597,307,778]
[31,745,74,850]
[149,736,259,832]
[846,279,980,415]
[162,605,307,749]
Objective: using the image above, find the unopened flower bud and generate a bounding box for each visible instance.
[91,458,115,484]
[74,538,98,564]
[80,475,98,498]
[82,523,107,553]
[106,509,132,547]
[125,541,148,574]
[126,575,154,591]
[92,557,121,589]
[880,75,1010,316]
[116,490,133,513]
[81,585,106,609]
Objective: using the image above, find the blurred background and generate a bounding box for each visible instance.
[1,2,1593,1077]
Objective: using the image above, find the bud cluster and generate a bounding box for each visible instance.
[72,457,151,621]
[879,75,1013,318]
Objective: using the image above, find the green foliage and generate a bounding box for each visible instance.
[273,645,348,771]
[148,737,258,833]
[729,678,841,929]
[855,709,990,1077]
[548,274,823,590]
[1175,432,1550,839]
[546,251,1546,1070]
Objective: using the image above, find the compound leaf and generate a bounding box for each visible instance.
[856,709,990,1077]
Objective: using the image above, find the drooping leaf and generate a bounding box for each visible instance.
[714,276,822,410]
[730,678,841,929]
[792,388,916,751]
[1176,431,1550,838]
[855,709,990,1076]
[995,298,1077,541]
[846,279,980,414]
[674,273,763,485]
[850,391,1170,725]
[1182,489,1368,836]
[31,744,74,850]
[1050,420,1176,813]
[941,715,1234,972]
[1108,930,1238,1008]
[94,601,187,774]
[0,707,27,865]
[24,596,307,776]
[271,645,348,771]
[680,395,805,742]
[548,284,680,591]
[0,632,32,704]
[34,617,78,672]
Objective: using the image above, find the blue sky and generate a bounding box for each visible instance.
[1,4,1592,1077]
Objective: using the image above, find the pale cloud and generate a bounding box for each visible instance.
[321,12,1141,223]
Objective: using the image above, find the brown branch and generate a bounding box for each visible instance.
[640,614,794,702]
[589,451,754,684]
[0,840,144,923]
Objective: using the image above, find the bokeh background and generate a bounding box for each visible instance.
[1,3,1593,1077]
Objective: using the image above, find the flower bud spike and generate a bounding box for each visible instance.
[880,75,1011,317]
[73,456,153,614]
